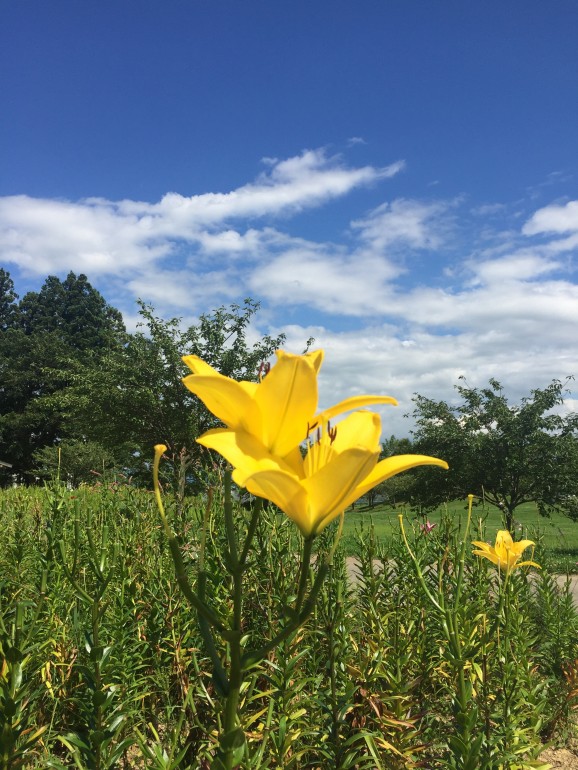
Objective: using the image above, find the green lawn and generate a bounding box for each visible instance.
[340,499,578,572]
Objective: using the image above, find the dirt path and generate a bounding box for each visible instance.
[345,557,578,604]
[539,747,578,769]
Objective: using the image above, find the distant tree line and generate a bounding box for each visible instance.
[0,268,285,491]
[2,267,578,528]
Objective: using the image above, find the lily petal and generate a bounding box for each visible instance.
[235,467,311,534]
[472,549,502,567]
[472,530,538,573]
[329,411,382,454]
[320,394,398,423]
[255,350,321,456]
[353,455,449,500]
[303,447,379,534]
[514,560,541,570]
[197,428,297,477]
[183,367,260,432]
[495,531,514,548]
[512,539,535,554]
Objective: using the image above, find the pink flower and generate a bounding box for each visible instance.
[420,520,437,534]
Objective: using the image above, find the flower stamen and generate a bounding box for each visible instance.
[306,420,318,439]
[258,361,271,381]
[304,419,338,477]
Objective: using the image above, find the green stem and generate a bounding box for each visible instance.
[167,537,226,632]
[398,516,443,612]
[400,500,477,767]
[296,536,314,612]
[197,571,229,695]
[328,576,342,755]
[92,601,102,770]
[221,472,245,769]
[224,470,238,570]
[454,495,474,610]
[154,448,225,631]
[242,560,329,668]
[239,498,262,568]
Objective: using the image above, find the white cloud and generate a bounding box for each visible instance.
[389,278,578,339]
[136,150,403,230]
[127,270,229,311]
[523,199,578,235]
[351,198,451,253]
[0,149,404,277]
[466,253,563,284]
[269,320,577,438]
[2,151,577,438]
[0,194,169,275]
[249,247,400,315]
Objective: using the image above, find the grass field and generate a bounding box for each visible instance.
[340,498,578,572]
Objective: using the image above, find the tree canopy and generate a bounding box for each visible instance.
[0,271,126,480]
[0,272,288,491]
[410,378,578,529]
[63,299,287,490]
[0,268,19,331]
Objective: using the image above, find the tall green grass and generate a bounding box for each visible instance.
[0,484,577,768]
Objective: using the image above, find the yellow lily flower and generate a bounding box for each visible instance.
[472,530,540,573]
[197,410,449,537]
[182,349,398,458]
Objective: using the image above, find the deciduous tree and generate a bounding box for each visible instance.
[0,268,19,331]
[65,299,288,493]
[0,272,125,482]
[410,378,578,530]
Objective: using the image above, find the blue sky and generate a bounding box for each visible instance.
[1,1,578,435]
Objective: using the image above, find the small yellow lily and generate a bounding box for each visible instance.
[472,530,540,573]
[182,349,398,458]
[198,410,449,537]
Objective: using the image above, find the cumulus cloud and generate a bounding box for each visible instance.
[2,150,577,436]
[0,149,404,277]
[126,269,237,312]
[465,252,563,284]
[0,194,170,275]
[249,246,400,315]
[351,198,452,253]
[270,318,578,438]
[523,199,578,235]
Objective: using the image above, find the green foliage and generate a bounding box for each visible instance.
[339,500,578,570]
[0,271,287,493]
[365,436,417,509]
[0,600,48,768]
[63,298,286,492]
[16,273,124,352]
[0,485,576,768]
[410,378,578,529]
[32,440,117,486]
[0,272,125,483]
[0,269,19,333]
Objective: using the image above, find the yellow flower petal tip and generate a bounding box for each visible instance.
[154,444,167,456]
[472,530,540,573]
[184,348,400,459]
[183,349,323,457]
